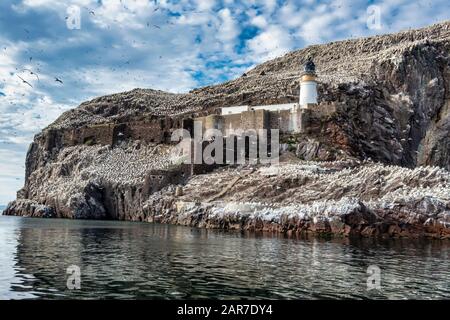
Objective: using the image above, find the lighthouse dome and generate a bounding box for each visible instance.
[303,59,316,74]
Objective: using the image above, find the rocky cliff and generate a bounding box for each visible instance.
[4,21,450,239]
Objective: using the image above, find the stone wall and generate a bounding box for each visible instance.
[240,109,270,131]
[63,124,115,146]
[117,121,164,144]
[54,102,337,156]
[222,113,241,134]
[200,102,336,137]
[59,115,192,148]
[198,114,224,132]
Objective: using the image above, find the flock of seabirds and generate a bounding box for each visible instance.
[1,4,183,100]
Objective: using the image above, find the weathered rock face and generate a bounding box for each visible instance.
[29,20,450,170]
[4,21,450,239]
[7,142,189,220]
[139,160,449,239]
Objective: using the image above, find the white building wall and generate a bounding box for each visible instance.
[251,103,296,112]
[299,81,318,106]
[221,105,249,115]
[222,103,297,115]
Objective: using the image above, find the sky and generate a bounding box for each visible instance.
[0,0,449,204]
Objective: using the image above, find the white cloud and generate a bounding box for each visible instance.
[247,25,293,62]
[216,8,239,51]
[196,0,216,11]
[90,0,157,30]
[261,0,277,15]
[298,12,337,43]
[0,147,25,204]
[250,15,268,28]
[277,2,307,28]
[177,11,214,26]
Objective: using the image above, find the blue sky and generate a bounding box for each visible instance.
[1,0,450,204]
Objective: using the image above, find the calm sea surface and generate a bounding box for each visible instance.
[0,215,449,299]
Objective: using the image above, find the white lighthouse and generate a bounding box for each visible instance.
[299,58,318,108]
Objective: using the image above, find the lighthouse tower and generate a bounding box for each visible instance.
[299,58,318,108]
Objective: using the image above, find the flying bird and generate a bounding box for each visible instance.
[55,77,63,84]
[23,68,40,81]
[16,75,33,88]
[153,24,161,29]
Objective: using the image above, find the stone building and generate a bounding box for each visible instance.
[56,59,334,161]
[195,59,327,137]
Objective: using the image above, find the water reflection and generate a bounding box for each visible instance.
[0,216,449,299]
